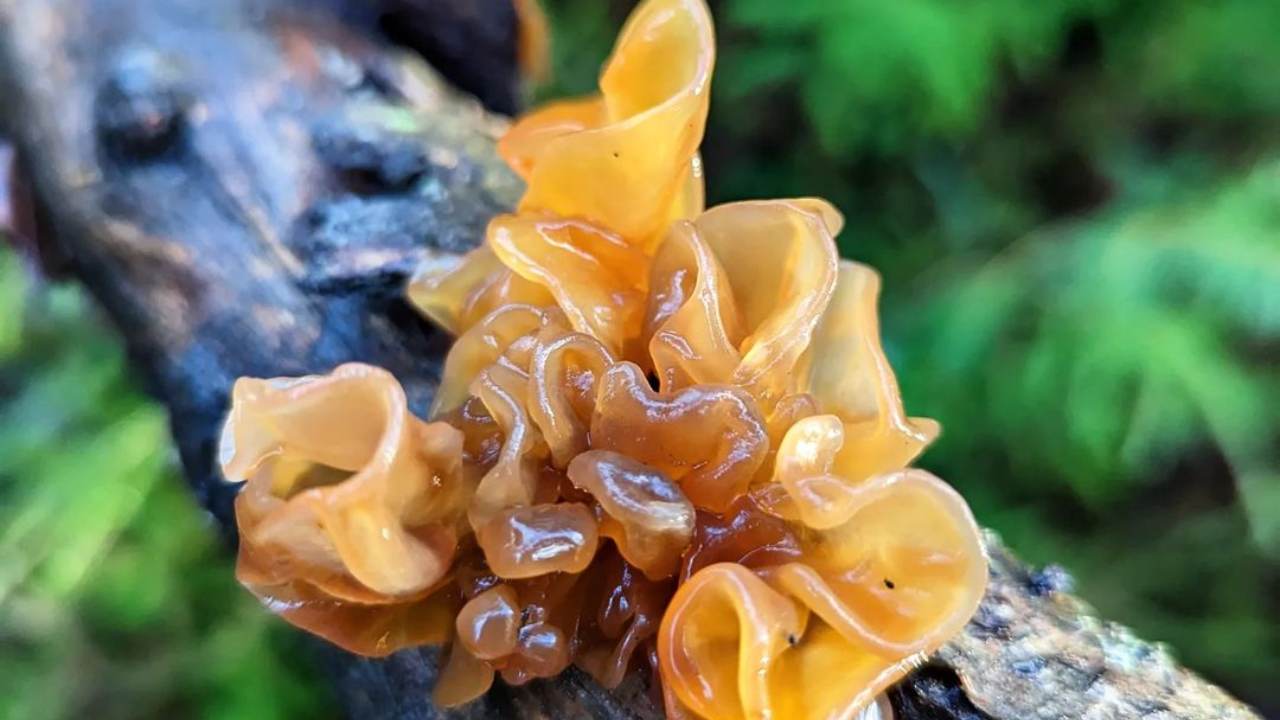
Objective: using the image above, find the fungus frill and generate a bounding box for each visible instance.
[221,364,464,655]
[223,0,988,716]
[659,470,985,719]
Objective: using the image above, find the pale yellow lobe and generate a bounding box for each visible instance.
[499,0,714,243]
[806,261,940,482]
[645,199,840,408]
[658,563,803,720]
[223,364,465,655]
[661,471,986,720]
[489,214,649,356]
[408,246,553,336]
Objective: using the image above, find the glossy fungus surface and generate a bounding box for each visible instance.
[568,450,696,579]
[222,364,464,655]
[590,362,768,513]
[228,0,988,715]
[497,0,714,243]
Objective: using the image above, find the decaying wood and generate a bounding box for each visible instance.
[0,0,1261,718]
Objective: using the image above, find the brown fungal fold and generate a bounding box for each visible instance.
[224,0,988,715]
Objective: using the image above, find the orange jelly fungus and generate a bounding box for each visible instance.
[223,0,987,716]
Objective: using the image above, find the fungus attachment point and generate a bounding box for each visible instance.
[231,0,987,713]
[861,695,896,720]
[434,640,495,708]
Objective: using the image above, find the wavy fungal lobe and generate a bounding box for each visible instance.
[225,0,987,716]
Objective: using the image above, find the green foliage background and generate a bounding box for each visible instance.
[539,0,1280,711]
[2,0,1277,716]
[0,251,331,720]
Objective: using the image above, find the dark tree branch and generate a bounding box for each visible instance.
[0,1,1260,718]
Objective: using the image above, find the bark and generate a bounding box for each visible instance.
[0,0,1261,718]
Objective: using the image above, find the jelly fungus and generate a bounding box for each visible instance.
[568,450,696,580]
[227,0,986,715]
[221,364,463,655]
[497,0,714,243]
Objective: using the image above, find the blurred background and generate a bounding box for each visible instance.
[1,0,1276,717]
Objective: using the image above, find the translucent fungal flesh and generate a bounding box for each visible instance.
[590,362,769,513]
[568,450,696,580]
[228,0,988,716]
[497,0,714,243]
[221,364,464,655]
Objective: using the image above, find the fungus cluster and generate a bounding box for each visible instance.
[219,0,988,717]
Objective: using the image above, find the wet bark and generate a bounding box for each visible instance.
[0,0,1260,718]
